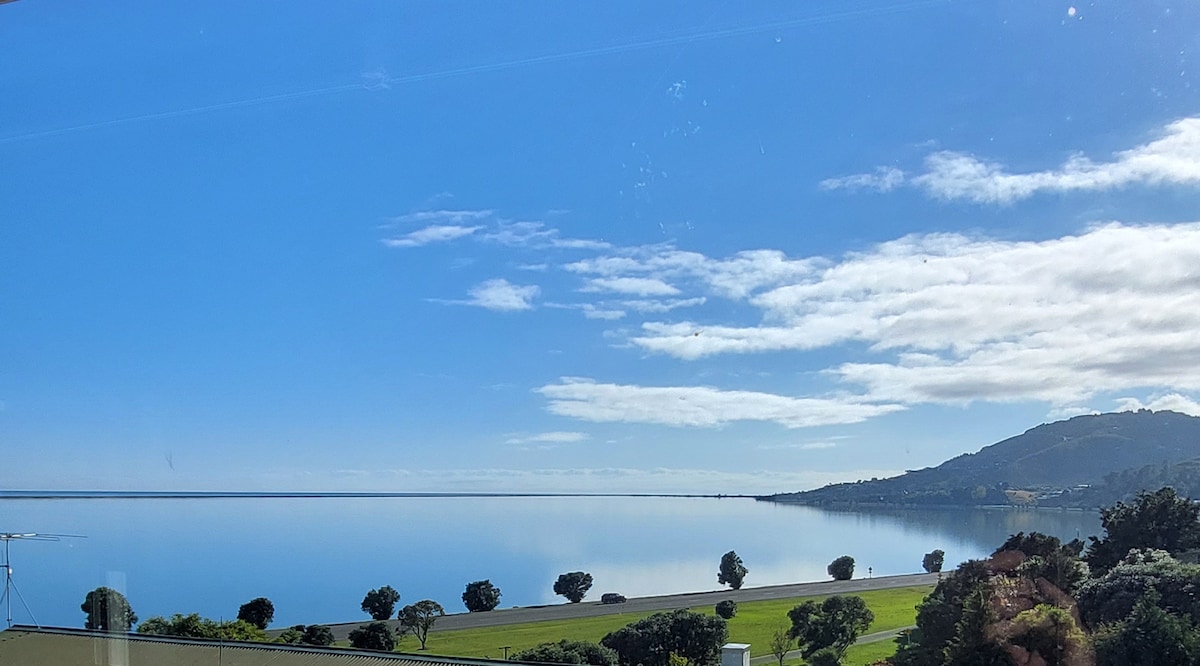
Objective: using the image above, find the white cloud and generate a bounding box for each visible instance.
[382,224,482,247]
[467,279,540,311]
[621,297,707,313]
[819,166,905,192]
[582,277,681,296]
[505,431,590,445]
[825,116,1200,204]
[483,221,611,250]
[629,223,1200,406]
[1115,393,1200,417]
[389,209,494,225]
[567,248,819,299]
[757,441,839,450]
[536,377,904,428]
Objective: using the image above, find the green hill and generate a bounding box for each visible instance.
[763,410,1200,508]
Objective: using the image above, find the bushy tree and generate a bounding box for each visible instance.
[1086,487,1200,573]
[554,571,594,603]
[601,609,728,666]
[715,600,737,619]
[923,549,945,574]
[514,639,619,666]
[301,624,335,646]
[827,555,855,581]
[462,579,502,612]
[237,596,274,629]
[275,627,303,644]
[136,613,267,641]
[1093,589,1200,666]
[787,595,874,658]
[399,599,445,650]
[349,621,395,651]
[81,586,137,632]
[361,585,401,621]
[1076,548,1200,627]
[995,532,1089,593]
[717,550,748,590]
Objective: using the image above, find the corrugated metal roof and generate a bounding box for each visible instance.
[0,626,525,666]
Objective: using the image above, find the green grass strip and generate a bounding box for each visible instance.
[410,585,932,660]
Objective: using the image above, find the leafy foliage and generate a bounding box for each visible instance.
[361,585,401,621]
[462,579,502,612]
[718,551,748,590]
[554,571,594,603]
[714,599,737,619]
[81,586,138,632]
[923,549,946,574]
[827,555,855,580]
[1086,487,1200,573]
[601,609,728,666]
[514,639,619,666]
[301,624,335,646]
[1076,548,1200,627]
[768,626,793,666]
[787,595,874,658]
[807,647,843,666]
[1093,589,1200,666]
[995,532,1089,593]
[399,599,445,650]
[236,596,274,629]
[136,613,267,641]
[349,621,395,651]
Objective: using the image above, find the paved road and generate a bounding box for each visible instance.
[321,573,939,642]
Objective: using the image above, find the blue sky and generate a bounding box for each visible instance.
[3,1,1200,493]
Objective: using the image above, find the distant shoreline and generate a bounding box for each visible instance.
[0,490,759,500]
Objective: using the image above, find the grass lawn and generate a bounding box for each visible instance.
[411,585,932,661]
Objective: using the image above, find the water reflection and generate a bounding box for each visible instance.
[0,497,1099,628]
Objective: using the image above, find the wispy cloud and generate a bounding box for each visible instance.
[466,278,540,311]
[483,221,611,250]
[819,166,905,193]
[382,224,482,247]
[389,209,494,225]
[581,277,681,297]
[537,377,904,428]
[629,222,1200,406]
[505,431,590,445]
[822,116,1200,204]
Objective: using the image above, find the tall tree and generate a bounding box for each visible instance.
[237,596,274,629]
[399,599,445,650]
[717,550,748,590]
[554,571,594,603]
[361,585,401,621]
[462,579,502,612]
[923,549,945,574]
[348,621,395,651]
[1086,487,1200,573]
[827,555,855,581]
[81,587,137,632]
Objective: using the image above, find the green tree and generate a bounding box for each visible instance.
[827,555,855,581]
[807,647,842,666]
[554,571,594,603]
[348,621,395,651]
[1086,487,1200,573]
[81,586,138,632]
[136,613,266,641]
[768,626,793,666]
[717,550,748,590]
[1076,548,1200,628]
[301,624,335,646]
[787,595,874,658]
[923,549,946,574]
[514,639,619,666]
[276,627,303,644]
[1093,589,1200,666]
[601,609,728,666]
[236,596,274,630]
[892,560,993,666]
[714,600,737,619]
[462,579,502,612]
[361,585,401,621]
[399,599,445,650]
[996,532,1089,593]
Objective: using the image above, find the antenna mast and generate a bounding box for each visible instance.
[0,532,85,628]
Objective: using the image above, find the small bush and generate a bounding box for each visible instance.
[715,600,737,619]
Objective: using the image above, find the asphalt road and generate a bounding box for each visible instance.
[321,573,940,642]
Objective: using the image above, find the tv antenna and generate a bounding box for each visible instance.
[0,532,86,628]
